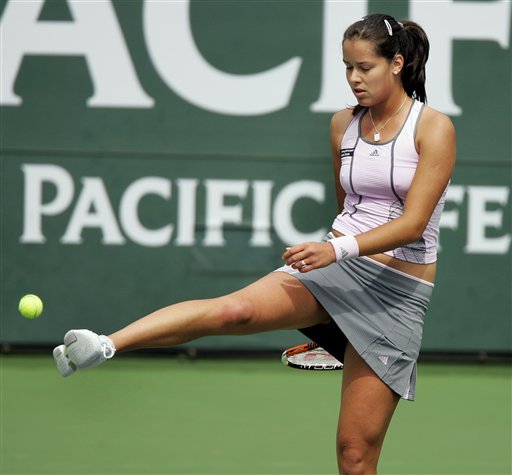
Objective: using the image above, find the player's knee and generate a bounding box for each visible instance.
[213,297,254,332]
[337,438,373,475]
[339,448,366,475]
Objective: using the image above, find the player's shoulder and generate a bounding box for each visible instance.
[416,104,456,153]
[330,108,356,136]
[419,104,455,136]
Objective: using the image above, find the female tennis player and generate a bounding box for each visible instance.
[54,14,455,474]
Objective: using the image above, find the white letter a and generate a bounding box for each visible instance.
[0,0,154,108]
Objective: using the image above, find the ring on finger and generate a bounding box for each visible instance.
[300,260,307,268]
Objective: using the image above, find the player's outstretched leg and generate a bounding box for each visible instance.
[53,272,330,377]
[53,330,116,377]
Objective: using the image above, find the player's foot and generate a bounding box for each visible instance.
[53,330,116,377]
[53,344,76,377]
[64,329,116,369]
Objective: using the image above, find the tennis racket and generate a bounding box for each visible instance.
[281,342,343,370]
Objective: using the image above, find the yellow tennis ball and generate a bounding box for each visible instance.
[19,294,43,319]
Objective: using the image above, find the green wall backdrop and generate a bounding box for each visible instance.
[1,0,511,352]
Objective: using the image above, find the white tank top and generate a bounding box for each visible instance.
[332,100,447,264]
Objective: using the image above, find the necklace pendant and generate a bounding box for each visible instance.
[374,131,381,142]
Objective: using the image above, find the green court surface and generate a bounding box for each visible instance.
[1,355,510,475]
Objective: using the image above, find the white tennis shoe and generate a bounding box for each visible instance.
[53,329,116,377]
[53,344,76,377]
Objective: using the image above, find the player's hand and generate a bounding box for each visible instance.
[282,242,336,273]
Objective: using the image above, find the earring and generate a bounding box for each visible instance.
[393,71,399,75]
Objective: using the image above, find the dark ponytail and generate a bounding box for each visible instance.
[343,14,430,114]
[401,20,429,103]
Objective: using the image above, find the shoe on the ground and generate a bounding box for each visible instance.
[53,329,116,377]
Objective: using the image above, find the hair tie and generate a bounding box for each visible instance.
[384,19,393,36]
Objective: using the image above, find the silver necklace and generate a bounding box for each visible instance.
[368,94,408,142]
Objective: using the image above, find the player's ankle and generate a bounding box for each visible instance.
[100,335,116,359]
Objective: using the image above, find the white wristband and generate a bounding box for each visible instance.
[328,235,359,262]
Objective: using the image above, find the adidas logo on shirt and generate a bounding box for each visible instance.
[369,149,379,157]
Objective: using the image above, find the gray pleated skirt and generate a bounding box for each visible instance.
[275,248,433,401]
